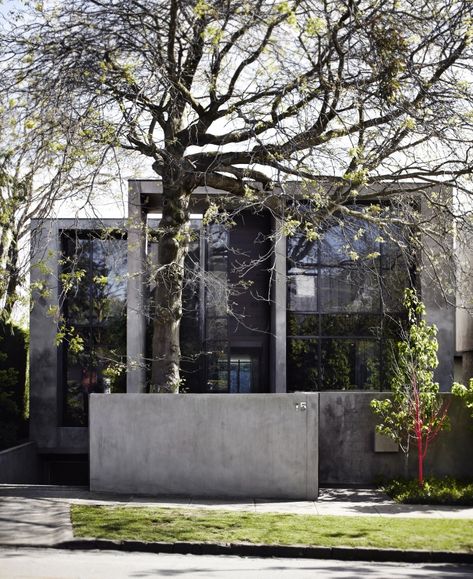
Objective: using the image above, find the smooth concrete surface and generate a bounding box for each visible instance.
[270,215,287,393]
[126,183,147,393]
[3,549,472,579]
[319,393,473,485]
[29,220,61,451]
[0,496,73,546]
[455,225,473,353]
[421,190,456,391]
[90,393,319,499]
[0,443,40,484]
[460,351,473,386]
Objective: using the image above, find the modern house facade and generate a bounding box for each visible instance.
[28,180,473,488]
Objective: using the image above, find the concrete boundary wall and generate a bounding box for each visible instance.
[90,393,319,499]
[319,392,473,484]
[0,442,40,484]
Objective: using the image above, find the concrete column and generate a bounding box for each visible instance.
[127,183,147,392]
[420,187,455,391]
[29,221,60,449]
[270,217,287,392]
[462,351,473,386]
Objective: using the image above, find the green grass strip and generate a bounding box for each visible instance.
[71,505,473,552]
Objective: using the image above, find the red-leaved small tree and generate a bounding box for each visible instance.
[371,289,450,485]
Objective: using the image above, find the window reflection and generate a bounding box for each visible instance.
[288,273,318,311]
[286,213,412,391]
[206,341,228,392]
[61,232,127,426]
[319,267,380,313]
[287,338,319,392]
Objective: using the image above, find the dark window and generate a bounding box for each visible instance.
[203,213,271,393]
[60,231,127,426]
[179,220,203,393]
[286,215,412,391]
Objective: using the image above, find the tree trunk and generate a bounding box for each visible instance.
[417,435,424,486]
[0,223,13,315]
[150,178,191,392]
[4,231,20,318]
[403,451,409,479]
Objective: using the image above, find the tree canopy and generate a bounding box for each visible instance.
[6,1,473,191]
[3,0,473,389]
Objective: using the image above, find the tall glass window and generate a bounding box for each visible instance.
[287,215,412,391]
[60,231,127,426]
[202,214,271,393]
[204,224,230,392]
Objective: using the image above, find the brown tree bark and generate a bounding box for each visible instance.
[150,174,191,392]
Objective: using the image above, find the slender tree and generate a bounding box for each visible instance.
[3,0,473,390]
[371,289,450,485]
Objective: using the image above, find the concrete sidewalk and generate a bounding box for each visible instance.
[1,484,473,561]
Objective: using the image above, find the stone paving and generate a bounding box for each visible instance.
[1,484,473,547]
[0,496,73,546]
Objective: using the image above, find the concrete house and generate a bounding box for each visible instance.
[27,180,473,497]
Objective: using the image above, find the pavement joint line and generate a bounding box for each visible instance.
[1,539,473,564]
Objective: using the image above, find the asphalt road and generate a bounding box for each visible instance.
[1,548,473,579]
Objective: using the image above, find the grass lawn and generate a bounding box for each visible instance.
[71,505,473,552]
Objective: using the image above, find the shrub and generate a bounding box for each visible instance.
[383,477,473,506]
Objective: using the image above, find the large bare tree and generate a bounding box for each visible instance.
[4,0,473,390]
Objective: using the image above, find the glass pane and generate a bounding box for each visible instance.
[287,234,318,266]
[320,216,382,266]
[62,233,128,425]
[319,267,380,313]
[288,273,318,311]
[287,338,319,392]
[356,340,381,390]
[91,239,127,324]
[206,317,227,342]
[320,314,382,338]
[205,341,228,392]
[230,358,253,393]
[207,224,228,271]
[229,349,261,393]
[62,237,92,325]
[320,339,380,391]
[287,312,318,336]
[64,328,91,427]
[381,223,410,269]
[205,271,228,317]
[91,325,126,394]
[381,260,412,312]
[382,338,399,389]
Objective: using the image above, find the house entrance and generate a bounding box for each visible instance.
[202,211,271,393]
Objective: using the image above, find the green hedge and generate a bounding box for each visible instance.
[383,477,473,506]
[0,321,28,450]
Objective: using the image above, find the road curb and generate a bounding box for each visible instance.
[3,539,473,564]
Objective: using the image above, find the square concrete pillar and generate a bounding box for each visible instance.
[270,217,287,393]
[127,183,147,392]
